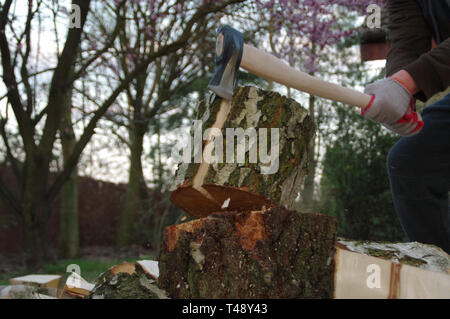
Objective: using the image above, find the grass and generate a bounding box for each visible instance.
[0,254,155,287]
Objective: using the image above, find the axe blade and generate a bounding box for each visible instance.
[208,25,244,100]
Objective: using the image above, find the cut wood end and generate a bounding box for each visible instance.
[165,208,271,253]
[136,260,159,280]
[192,184,219,204]
[109,262,136,276]
[165,218,206,252]
[170,184,273,218]
[235,210,268,251]
[9,274,62,289]
[64,272,95,297]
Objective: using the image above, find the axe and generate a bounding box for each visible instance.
[208,25,372,108]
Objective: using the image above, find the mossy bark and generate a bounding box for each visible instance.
[89,262,167,299]
[117,122,148,246]
[158,207,337,298]
[59,71,80,258]
[171,86,315,218]
[338,239,450,273]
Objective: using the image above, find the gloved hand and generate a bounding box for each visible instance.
[381,99,424,136]
[362,77,424,136]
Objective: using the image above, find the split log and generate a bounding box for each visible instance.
[0,285,59,299]
[158,207,338,298]
[334,242,450,299]
[88,260,168,299]
[64,272,95,298]
[170,86,315,218]
[338,239,450,274]
[9,274,61,289]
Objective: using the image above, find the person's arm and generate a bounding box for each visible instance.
[403,38,450,100]
[386,0,450,101]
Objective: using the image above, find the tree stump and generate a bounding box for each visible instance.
[158,207,338,298]
[170,86,315,218]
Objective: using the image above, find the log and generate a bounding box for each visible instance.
[0,285,59,299]
[170,86,315,218]
[158,207,338,298]
[334,244,450,299]
[338,239,450,274]
[9,274,61,289]
[88,260,168,299]
[64,272,95,298]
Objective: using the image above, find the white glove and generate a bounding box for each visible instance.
[363,78,424,136]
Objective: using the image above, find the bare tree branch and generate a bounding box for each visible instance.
[0,176,22,217]
[0,0,35,151]
[69,1,125,85]
[20,0,35,115]
[0,117,22,184]
[46,0,246,203]
[37,0,91,164]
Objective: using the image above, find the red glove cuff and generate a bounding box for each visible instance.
[361,95,375,116]
[396,98,424,133]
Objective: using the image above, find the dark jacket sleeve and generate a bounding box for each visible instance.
[386,0,450,101]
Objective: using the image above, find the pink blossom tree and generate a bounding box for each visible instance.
[254,0,385,209]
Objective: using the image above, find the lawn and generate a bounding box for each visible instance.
[0,252,155,287]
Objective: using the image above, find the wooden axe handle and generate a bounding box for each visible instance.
[241,44,372,109]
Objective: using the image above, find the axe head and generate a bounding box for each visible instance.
[208,25,244,100]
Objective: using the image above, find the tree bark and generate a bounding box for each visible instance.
[59,67,79,259]
[117,122,147,246]
[22,185,52,267]
[171,86,315,218]
[158,207,338,298]
[301,94,316,211]
[60,150,79,258]
[89,261,167,299]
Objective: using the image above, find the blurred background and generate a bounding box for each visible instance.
[1,0,447,282]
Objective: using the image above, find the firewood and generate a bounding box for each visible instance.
[109,261,136,275]
[0,285,58,299]
[63,272,95,298]
[9,274,61,289]
[171,86,314,218]
[334,246,450,299]
[88,260,167,299]
[158,207,338,298]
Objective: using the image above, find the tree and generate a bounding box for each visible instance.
[78,0,246,247]
[0,0,96,266]
[319,102,406,242]
[253,0,385,210]
[82,0,257,247]
[111,1,220,246]
[0,0,245,266]
[59,61,79,259]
